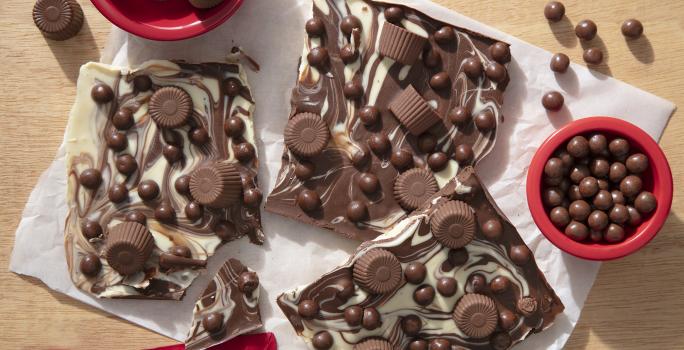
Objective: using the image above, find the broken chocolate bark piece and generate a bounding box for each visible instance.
[185,258,262,350]
[64,60,263,299]
[277,169,564,349]
[266,0,507,241]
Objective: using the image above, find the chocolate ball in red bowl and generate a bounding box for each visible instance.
[91,0,244,41]
[526,117,672,261]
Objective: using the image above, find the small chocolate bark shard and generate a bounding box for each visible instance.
[389,85,441,136]
[378,22,428,65]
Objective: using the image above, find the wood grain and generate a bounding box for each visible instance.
[1,1,682,349]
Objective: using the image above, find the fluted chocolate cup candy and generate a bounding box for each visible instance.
[33,0,84,41]
[104,222,155,275]
[190,162,243,208]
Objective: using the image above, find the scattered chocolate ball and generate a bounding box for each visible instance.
[597,179,610,191]
[604,223,625,243]
[312,331,333,349]
[448,248,469,266]
[609,138,630,158]
[468,273,487,293]
[368,132,391,155]
[499,310,517,330]
[384,7,404,24]
[175,175,191,195]
[238,271,259,294]
[575,20,598,41]
[298,189,322,212]
[340,15,362,36]
[569,200,591,221]
[611,190,626,205]
[543,187,565,207]
[588,134,608,156]
[569,164,590,184]
[343,79,364,100]
[556,150,575,170]
[202,312,224,334]
[125,210,147,225]
[116,154,138,175]
[626,153,649,174]
[620,175,642,197]
[295,161,316,181]
[429,339,451,350]
[474,110,496,132]
[133,75,152,92]
[362,307,381,330]
[565,220,589,241]
[235,142,256,163]
[510,245,531,265]
[224,78,242,97]
[163,144,182,163]
[107,131,128,152]
[544,1,565,22]
[550,206,571,228]
[404,262,427,284]
[346,200,368,222]
[408,340,428,350]
[542,91,564,111]
[485,62,508,83]
[609,162,628,183]
[358,106,379,126]
[634,191,657,214]
[490,276,510,293]
[609,204,629,225]
[391,149,414,170]
[358,173,380,194]
[308,47,329,68]
[455,144,474,164]
[82,221,102,239]
[626,206,643,227]
[305,17,325,37]
[481,219,503,240]
[489,42,511,64]
[298,299,319,319]
[449,106,471,126]
[243,188,263,207]
[567,185,583,201]
[113,109,135,130]
[91,83,114,104]
[344,306,363,326]
[434,26,456,44]
[550,53,570,73]
[155,201,176,223]
[463,57,483,80]
[583,48,604,65]
[108,183,129,203]
[401,315,422,336]
[413,285,435,306]
[430,72,451,90]
[590,158,610,178]
[80,253,101,277]
[621,19,644,39]
[593,190,614,210]
[340,44,359,64]
[579,176,599,198]
[189,128,209,145]
[187,204,213,225]
[436,277,457,297]
[138,180,160,201]
[567,136,590,158]
[424,48,442,69]
[169,245,191,258]
[79,168,102,190]
[588,210,609,231]
[224,116,245,137]
[428,152,448,171]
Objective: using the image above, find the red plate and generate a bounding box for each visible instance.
[526,117,673,261]
[91,0,244,41]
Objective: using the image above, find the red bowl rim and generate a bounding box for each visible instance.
[526,117,673,261]
[90,0,244,41]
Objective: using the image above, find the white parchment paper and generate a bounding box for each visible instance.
[10,0,675,348]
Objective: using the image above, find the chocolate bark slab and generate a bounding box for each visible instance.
[266,0,509,241]
[277,168,564,349]
[64,60,263,299]
[185,258,262,350]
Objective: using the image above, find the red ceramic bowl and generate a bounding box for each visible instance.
[527,117,673,261]
[91,0,244,41]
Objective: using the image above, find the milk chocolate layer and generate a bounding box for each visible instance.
[64,60,263,299]
[266,0,507,241]
[277,169,564,349]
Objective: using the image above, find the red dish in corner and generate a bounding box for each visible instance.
[527,117,673,261]
[91,0,244,41]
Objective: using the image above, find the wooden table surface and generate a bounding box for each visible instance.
[1,0,682,349]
